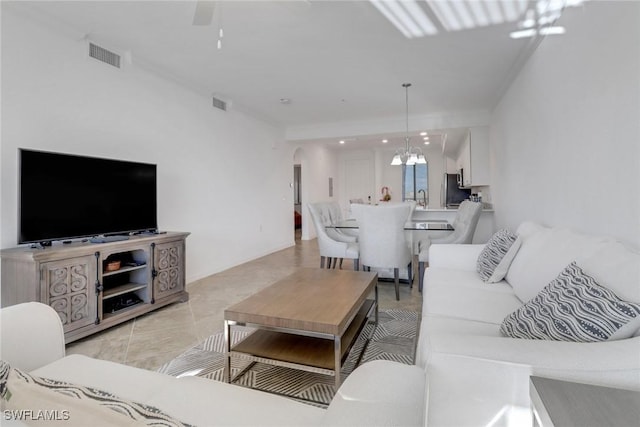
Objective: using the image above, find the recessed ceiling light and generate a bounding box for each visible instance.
[423,136,429,140]
[420,132,427,136]
[424,141,430,145]
[382,139,388,143]
[339,140,345,144]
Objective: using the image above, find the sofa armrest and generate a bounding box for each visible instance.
[323,360,426,426]
[428,244,485,271]
[427,334,640,390]
[0,302,66,371]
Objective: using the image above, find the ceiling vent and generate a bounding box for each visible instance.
[212,96,227,111]
[89,43,121,68]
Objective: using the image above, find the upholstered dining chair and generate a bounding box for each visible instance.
[404,199,418,245]
[308,202,359,270]
[417,200,482,291]
[351,203,413,301]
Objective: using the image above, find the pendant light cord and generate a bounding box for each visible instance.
[403,83,411,152]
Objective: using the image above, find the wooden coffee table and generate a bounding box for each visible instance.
[223,268,378,390]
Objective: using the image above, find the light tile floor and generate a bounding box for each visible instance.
[66,235,423,371]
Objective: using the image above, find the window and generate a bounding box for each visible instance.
[403,164,428,205]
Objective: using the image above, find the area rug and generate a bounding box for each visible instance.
[158,309,419,406]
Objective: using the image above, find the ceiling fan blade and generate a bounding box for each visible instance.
[193,1,215,26]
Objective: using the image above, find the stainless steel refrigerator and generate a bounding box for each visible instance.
[441,173,471,208]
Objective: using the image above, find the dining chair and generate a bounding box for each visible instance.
[404,199,418,251]
[308,202,359,270]
[417,200,482,291]
[351,203,413,301]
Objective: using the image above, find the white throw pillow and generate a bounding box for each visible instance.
[575,241,640,304]
[506,226,611,303]
[500,263,640,342]
[476,229,521,283]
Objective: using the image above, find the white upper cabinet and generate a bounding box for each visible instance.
[456,126,490,188]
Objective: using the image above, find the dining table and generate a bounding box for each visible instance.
[327,218,454,232]
[326,218,454,283]
[327,218,454,257]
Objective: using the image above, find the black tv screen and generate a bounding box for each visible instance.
[19,149,157,244]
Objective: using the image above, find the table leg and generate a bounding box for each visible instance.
[224,320,231,383]
[334,335,341,390]
[375,283,379,325]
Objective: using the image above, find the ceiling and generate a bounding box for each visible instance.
[7,0,544,150]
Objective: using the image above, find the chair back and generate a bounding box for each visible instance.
[449,200,483,243]
[404,200,417,219]
[309,201,356,241]
[351,203,412,269]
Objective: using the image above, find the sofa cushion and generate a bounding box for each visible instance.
[33,355,324,426]
[576,241,640,304]
[425,280,522,324]
[428,244,486,271]
[506,224,611,303]
[1,359,193,426]
[500,263,640,342]
[425,268,514,294]
[476,229,521,283]
[415,315,502,367]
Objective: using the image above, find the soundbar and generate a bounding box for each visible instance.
[89,235,130,244]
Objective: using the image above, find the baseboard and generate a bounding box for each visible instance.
[185,241,295,284]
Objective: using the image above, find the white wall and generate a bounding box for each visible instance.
[1,8,294,282]
[490,1,640,249]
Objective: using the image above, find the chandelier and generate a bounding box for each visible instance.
[391,83,427,166]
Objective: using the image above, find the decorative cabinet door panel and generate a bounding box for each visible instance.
[153,241,185,300]
[40,256,97,333]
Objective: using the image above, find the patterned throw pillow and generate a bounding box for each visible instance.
[476,229,521,283]
[0,359,194,427]
[500,262,640,342]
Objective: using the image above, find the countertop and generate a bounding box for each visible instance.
[414,207,494,212]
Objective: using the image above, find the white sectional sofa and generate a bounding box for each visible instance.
[2,220,639,426]
[419,221,640,426]
[0,302,424,426]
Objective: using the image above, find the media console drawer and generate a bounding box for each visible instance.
[1,231,189,343]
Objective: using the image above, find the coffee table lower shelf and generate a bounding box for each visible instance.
[228,299,376,385]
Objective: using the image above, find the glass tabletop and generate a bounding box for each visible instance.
[328,219,453,231]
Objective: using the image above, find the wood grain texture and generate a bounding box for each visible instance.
[231,300,374,370]
[225,268,377,335]
[1,232,190,343]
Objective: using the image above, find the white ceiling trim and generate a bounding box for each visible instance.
[285,110,491,142]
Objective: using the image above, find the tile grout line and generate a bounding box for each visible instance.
[124,318,135,364]
[188,299,200,341]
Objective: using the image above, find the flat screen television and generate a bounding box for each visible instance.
[19,149,157,244]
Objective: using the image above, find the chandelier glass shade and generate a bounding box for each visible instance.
[391,83,427,166]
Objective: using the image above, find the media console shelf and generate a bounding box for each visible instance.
[1,231,189,343]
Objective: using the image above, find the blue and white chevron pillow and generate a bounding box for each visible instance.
[500,262,640,342]
[476,229,521,283]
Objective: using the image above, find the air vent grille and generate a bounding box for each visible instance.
[89,43,121,68]
[212,96,227,111]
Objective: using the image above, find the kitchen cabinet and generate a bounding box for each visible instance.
[456,127,490,188]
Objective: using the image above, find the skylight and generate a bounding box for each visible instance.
[369,0,587,39]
